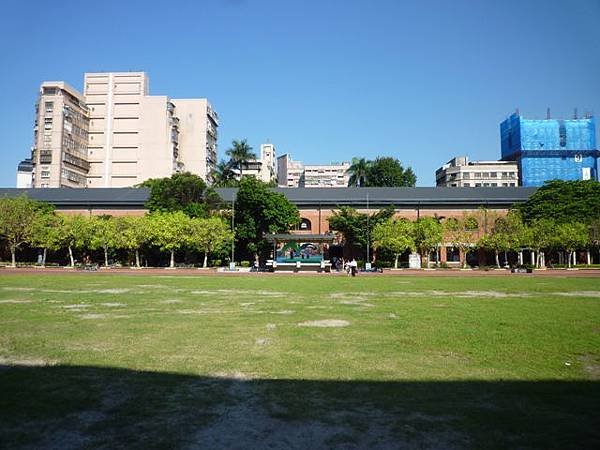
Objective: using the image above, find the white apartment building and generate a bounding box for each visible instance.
[22,72,218,188]
[277,154,304,187]
[85,72,218,187]
[16,158,33,188]
[436,156,519,187]
[31,82,90,188]
[277,154,350,188]
[303,161,350,187]
[234,143,277,183]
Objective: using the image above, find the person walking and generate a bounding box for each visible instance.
[349,258,358,277]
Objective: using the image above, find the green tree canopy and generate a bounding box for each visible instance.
[139,172,223,218]
[364,157,416,187]
[89,215,119,267]
[115,216,149,268]
[234,177,299,262]
[413,216,443,266]
[147,211,192,268]
[226,139,257,179]
[29,209,62,266]
[189,216,233,268]
[327,206,395,258]
[0,195,46,266]
[58,214,94,267]
[346,157,371,187]
[518,180,600,224]
[373,219,415,268]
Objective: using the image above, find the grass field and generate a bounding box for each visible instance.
[0,273,599,449]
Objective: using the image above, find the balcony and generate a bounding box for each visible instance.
[63,152,90,172]
[39,150,52,164]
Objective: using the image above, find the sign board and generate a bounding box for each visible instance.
[408,253,421,269]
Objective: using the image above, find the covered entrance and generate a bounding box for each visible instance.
[264,233,335,272]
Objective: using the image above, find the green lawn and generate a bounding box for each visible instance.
[0,273,599,449]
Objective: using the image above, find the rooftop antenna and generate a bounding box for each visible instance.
[574,108,578,119]
[546,108,551,119]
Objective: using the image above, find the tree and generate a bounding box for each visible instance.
[413,217,443,267]
[29,209,62,266]
[234,177,299,263]
[346,157,371,187]
[365,157,416,187]
[89,216,118,267]
[226,139,257,179]
[58,215,93,267]
[522,219,555,268]
[554,222,589,268]
[327,206,395,259]
[115,216,149,268]
[147,211,192,268]
[518,180,600,225]
[0,196,42,267]
[189,216,233,268]
[373,219,415,268]
[444,215,479,268]
[478,211,526,268]
[212,160,238,187]
[139,172,223,218]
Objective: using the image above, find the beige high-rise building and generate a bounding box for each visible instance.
[277,154,350,188]
[31,82,90,188]
[24,71,218,188]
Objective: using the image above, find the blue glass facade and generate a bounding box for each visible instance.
[500,113,599,186]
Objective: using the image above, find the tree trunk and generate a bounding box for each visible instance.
[10,244,16,267]
[170,250,175,268]
[495,251,500,268]
[567,251,572,268]
[42,248,47,267]
[203,249,208,268]
[518,251,523,266]
[587,249,591,265]
[104,247,109,267]
[530,251,535,266]
[135,249,140,268]
[68,246,74,267]
[394,253,399,269]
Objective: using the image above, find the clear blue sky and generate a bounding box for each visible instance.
[1,0,599,187]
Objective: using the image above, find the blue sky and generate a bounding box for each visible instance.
[1,0,598,187]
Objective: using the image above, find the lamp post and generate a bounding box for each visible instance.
[230,195,236,270]
[366,192,371,270]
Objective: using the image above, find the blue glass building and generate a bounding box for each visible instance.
[500,113,599,186]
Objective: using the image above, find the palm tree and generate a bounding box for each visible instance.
[226,139,257,179]
[212,160,236,187]
[347,157,371,187]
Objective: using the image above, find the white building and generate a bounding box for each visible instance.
[436,156,519,187]
[277,154,350,188]
[234,143,277,183]
[16,158,33,188]
[20,71,218,188]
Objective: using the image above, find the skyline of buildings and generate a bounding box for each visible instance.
[14,72,600,189]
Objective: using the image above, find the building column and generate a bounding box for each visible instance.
[518,251,523,265]
[530,251,535,266]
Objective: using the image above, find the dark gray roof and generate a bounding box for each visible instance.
[0,188,150,208]
[215,187,538,208]
[0,186,537,209]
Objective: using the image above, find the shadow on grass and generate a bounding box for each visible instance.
[1,364,598,449]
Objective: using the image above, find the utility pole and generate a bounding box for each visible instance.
[366,192,370,270]
[230,195,236,270]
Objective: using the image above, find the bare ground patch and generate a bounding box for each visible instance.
[579,355,600,379]
[298,319,350,328]
[554,291,600,298]
[0,299,32,304]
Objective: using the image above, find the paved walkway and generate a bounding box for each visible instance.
[1,267,600,277]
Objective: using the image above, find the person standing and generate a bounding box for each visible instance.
[349,258,358,277]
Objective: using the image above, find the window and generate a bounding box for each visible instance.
[45,102,54,113]
[490,183,497,187]
[463,172,470,179]
[559,121,567,148]
[490,172,497,178]
[40,170,50,178]
[474,173,482,178]
[446,247,460,262]
[475,183,482,187]
[463,182,470,187]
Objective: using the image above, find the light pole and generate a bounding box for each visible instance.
[366,192,370,270]
[230,195,236,270]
